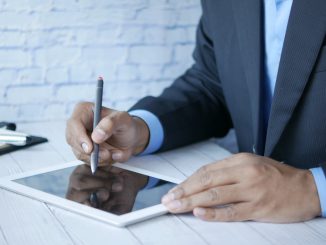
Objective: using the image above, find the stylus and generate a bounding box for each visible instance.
[90,77,104,174]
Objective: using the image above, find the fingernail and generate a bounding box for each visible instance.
[81,143,89,153]
[112,152,122,161]
[194,208,206,217]
[165,200,181,210]
[162,193,175,203]
[112,182,123,192]
[94,128,106,141]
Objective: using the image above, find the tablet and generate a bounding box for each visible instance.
[0,160,178,227]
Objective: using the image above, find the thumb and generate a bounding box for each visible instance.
[91,116,115,144]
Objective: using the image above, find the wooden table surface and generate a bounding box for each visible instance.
[0,121,325,245]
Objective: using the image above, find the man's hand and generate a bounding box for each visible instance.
[66,102,149,166]
[162,153,321,223]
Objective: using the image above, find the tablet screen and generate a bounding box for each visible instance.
[13,164,176,215]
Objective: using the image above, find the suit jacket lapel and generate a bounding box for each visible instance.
[265,0,326,156]
[231,0,265,154]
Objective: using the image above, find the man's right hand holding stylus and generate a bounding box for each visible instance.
[65,102,150,166]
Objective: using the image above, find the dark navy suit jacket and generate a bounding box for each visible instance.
[131,0,326,173]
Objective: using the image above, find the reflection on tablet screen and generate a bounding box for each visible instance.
[14,164,176,215]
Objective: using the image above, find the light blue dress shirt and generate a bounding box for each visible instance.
[130,0,326,217]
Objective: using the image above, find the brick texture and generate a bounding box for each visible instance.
[0,0,201,122]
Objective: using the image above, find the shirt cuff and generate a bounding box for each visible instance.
[310,167,326,217]
[128,109,164,155]
[128,110,164,189]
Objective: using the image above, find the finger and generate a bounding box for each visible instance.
[67,102,115,154]
[111,180,123,192]
[66,119,93,154]
[72,148,90,163]
[188,154,247,176]
[97,142,119,165]
[96,148,133,166]
[163,184,245,213]
[111,149,133,163]
[91,111,130,144]
[110,166,124,174]
[193,203,253,222]
[83,200,91,207]
[91,113,117,144]
[93,167,114,178]
[71,102,94,130]
[71,102,111,127]
[66,189,92,203]
[168,153,256,194]
[109,204,132,215]
[163,166,243,202]
[82,144,115,167]
[72,147,116,166]
[166,155,245,197]
[96,188,110,202]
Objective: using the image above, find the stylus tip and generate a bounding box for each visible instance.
[90,164,96,174]
[90,158,96,174]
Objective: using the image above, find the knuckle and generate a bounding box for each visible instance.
[198,168,212,188]
[236,152,252,161]
[119,150,132,162]
[74,150,83,160]
[247,163,262,177]
[74,150,89,163]
[98,154,113,166]
[206,209,218,220]
[74,175,87,191]
[109,110,119,119]
[99,116,112,130]
[181,198,192,210]
[225,205,237,221]
[207,188,220,202]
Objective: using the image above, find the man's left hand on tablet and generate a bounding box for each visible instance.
[162,153,321,223]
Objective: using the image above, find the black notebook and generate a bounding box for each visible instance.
[0,122,48,156]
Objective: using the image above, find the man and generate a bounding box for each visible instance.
[66,0,326,222]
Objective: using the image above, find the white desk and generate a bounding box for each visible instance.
[0,121,325,245]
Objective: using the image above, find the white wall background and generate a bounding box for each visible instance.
[0,0,201,122]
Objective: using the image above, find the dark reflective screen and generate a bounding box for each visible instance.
[14,164,176,215]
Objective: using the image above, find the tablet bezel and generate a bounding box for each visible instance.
[0,160,182,227]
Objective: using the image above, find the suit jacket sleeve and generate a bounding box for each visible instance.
[129,7,232,151]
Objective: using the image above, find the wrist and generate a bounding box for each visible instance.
[132,116,150,155]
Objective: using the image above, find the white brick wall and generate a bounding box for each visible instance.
[0,0,201,122]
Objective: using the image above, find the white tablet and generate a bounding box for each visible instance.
[0,160,179,227]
